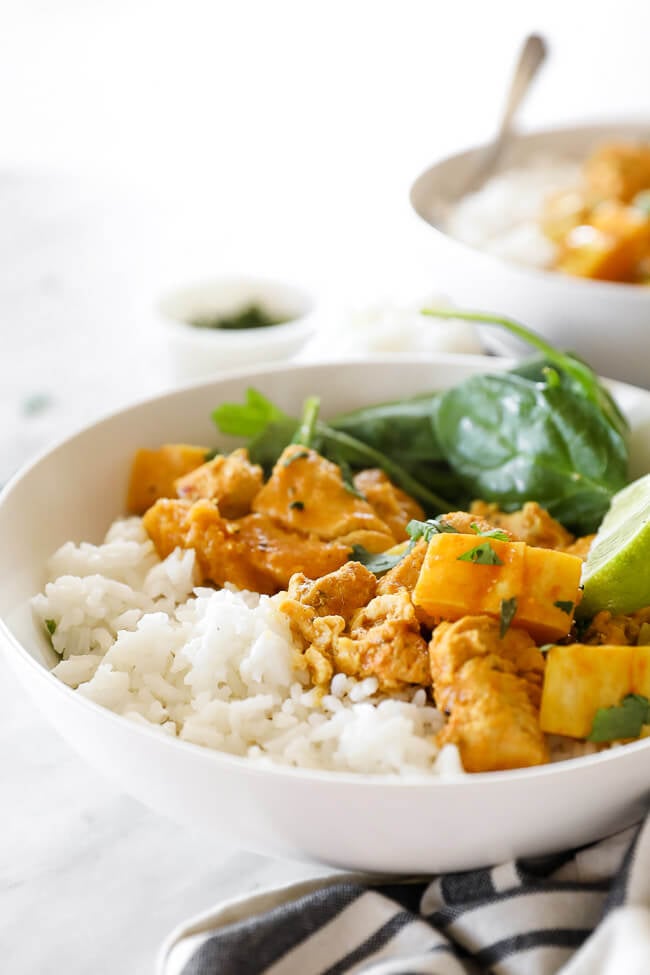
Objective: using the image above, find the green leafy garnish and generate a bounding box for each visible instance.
[539,643,554,654]
[191,303,284,331]
[457,541,504,566]
[45,619,57,635]
[288,500,305,511]
[499,597,518,637]
[554,600,574,615]
[350,544,410,577]
[588,694,650,742]
[422,309,629,533]
[407,517,459,542]
[212,388,288,439]
[470,522,509,541]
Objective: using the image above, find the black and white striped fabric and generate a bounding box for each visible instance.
[161,814,650,975]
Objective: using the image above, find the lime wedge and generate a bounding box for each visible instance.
[580,474,650,617]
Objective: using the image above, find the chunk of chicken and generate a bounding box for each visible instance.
[563,534,595,561]
[352,469,425,541]
[439,510,511,537]
[280,571,429,692]
[174,448,263,518]
[252,445,396,551]
[335,592,430,691]
[470,501,573,550]
[430,615,548,772]
[127,444,209,515]
[143,498,351,594]
[376,538,437,628]
[287,562,377,622]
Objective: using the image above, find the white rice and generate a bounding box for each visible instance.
[446,159,581,269]
[32,518,457,777]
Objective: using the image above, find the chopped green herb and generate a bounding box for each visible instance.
[588,694,650,742]
[539,643,554,654]
[204,447,220,462]
[554,600,574,615]
[457,541,504,566]
[350,544,411,577]
[499,597,518,637]
[212,388,289,439]
[470,523,509,541]
[45,619,57,635]
[191,303,285,331]
[282,449,310,467]
[22,392,53,417]
[407,517,459,543]
[289,500,305,511]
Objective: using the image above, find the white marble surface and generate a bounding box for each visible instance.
[0,170,338,975]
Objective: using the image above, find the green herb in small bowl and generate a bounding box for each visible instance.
[190,303,287,331]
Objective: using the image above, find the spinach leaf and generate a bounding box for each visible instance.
[247,418,300,474]
[331,395,444,463]
[350,544,410,576]
[422,309,629,443]
[433,372,628,534]
[588,694,650,742]
[292,396,320,448]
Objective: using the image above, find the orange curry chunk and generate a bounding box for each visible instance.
[352,468,425,541]
[252,445,396,551]
[174,448,263,518]
[143,498,351,594]
[281,574,430,692]
[127,444,209,515]
[430,615,548,772]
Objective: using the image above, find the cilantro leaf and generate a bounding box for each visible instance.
[351,544,412,577]
[457,541,504,566]
[554,600,574,615]
[212,388,289,438]
[407,517,459,543]
[588,694,650,742]
[470,522,509,541]
[45,619,57,635]
[499,597,518,637]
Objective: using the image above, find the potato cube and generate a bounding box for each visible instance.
[540,644,638,738]
[412,534,525,621]
[516,546,582,642]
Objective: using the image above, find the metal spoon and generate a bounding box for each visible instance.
[461,33,548,195]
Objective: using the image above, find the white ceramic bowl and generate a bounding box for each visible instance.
[157,275,316,382]
[3,357,650,874]
[410,122,650,388]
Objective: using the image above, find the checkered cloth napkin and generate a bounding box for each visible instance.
[160,813,650,975]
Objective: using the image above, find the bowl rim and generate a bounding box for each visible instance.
[410,117,650,300]
[3,354,649,790]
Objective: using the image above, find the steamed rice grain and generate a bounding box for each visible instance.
[33,518,455,777]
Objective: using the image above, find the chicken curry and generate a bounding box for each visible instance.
[127,438,648,775]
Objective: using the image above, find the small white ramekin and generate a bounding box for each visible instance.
[157,275,316,382]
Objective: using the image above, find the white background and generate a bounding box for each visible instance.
[2,2,650,972]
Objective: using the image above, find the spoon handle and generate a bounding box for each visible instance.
[462,33,548,195]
